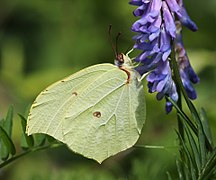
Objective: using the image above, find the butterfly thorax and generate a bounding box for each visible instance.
[114,53,134,83]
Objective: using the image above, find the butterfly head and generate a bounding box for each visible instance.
[115,52,133,69]
[115,53,124,67]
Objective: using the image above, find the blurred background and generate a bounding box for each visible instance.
[0,0,215,179]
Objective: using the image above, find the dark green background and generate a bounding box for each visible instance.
[0,0,216,179]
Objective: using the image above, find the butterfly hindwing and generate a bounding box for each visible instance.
[63,67,145,163]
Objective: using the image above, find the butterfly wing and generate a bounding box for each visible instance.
[63,67,146,163]
[26,64,116,142]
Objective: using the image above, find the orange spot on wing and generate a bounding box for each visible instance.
[72,92,78,96]
[93,111,101,118]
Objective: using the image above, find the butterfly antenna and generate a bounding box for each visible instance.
[108,25,117,57]
[115,32,122,54]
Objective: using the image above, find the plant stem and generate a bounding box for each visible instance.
[0,143,62,169]
[170,45,184,141]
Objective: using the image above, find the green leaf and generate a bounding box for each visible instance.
[184,123,201,172]
[4,105,13,137]
[0,126,16,156]
[199,149,216,180]
[0,119,4,126]
[18,114,34,148]
[20,133,29,150]
[200,108,213,147]
[198,121,207,168]
[176,130,197,180]
[34,134,46,146]
[0,139,9,161]
[166,171,173,180]
[0,119,9,161]
[176,159,185,180]
[46,135,56,143]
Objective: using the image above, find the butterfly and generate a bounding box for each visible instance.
[26,49,146,163]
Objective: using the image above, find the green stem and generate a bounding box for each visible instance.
[0,143,62,169]
[170,45,184,140]
[170,45,186,178]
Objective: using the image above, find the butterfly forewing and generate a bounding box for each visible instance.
[26,64,116,141]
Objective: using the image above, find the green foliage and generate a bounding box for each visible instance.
[167,50,216,180]
[19,114,34,149]
[0,106,15,160]
[173,108,216,180]
[0,106,62,169]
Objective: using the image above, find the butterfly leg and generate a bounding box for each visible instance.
[138,72,148,82]
[126,48,134,57]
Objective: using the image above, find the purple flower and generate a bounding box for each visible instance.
[130,0,199,113]
[175,22,199,99]
[176,0,198,31]
[147,60,178,113]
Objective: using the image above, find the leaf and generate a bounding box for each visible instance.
[18,114,34,149]
[46,135,56,143]
[200,108,213,147]
[4,106,13,137]
[199,149,216,179]
[26,63,146,163]
[176,159,184,180]
[166,171,173,180]
[176,130,197,180]
[0,126,16,156]
[20,133,29,150]
[0,119,9,161]
[184,123,201,172]
[198,120,207,168]
[34,134,46,146]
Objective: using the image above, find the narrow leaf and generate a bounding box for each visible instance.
[18,114,34,148]
[166,171,173,180]
[0,141,9,161]
[34,134,46,146]
[176,159,184,180]
[176,130,197,180]
[46,135,56,143]
[0,119,9,160]
[0,119,4,126]
[200,108,213,147]
[0,127,16,156]
[184,124,201,171]
[198,121,207,168]
[4,106,13,137]
[199,149,216,179]
[20,133,29,150]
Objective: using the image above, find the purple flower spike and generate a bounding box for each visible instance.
[130,0,199,113]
